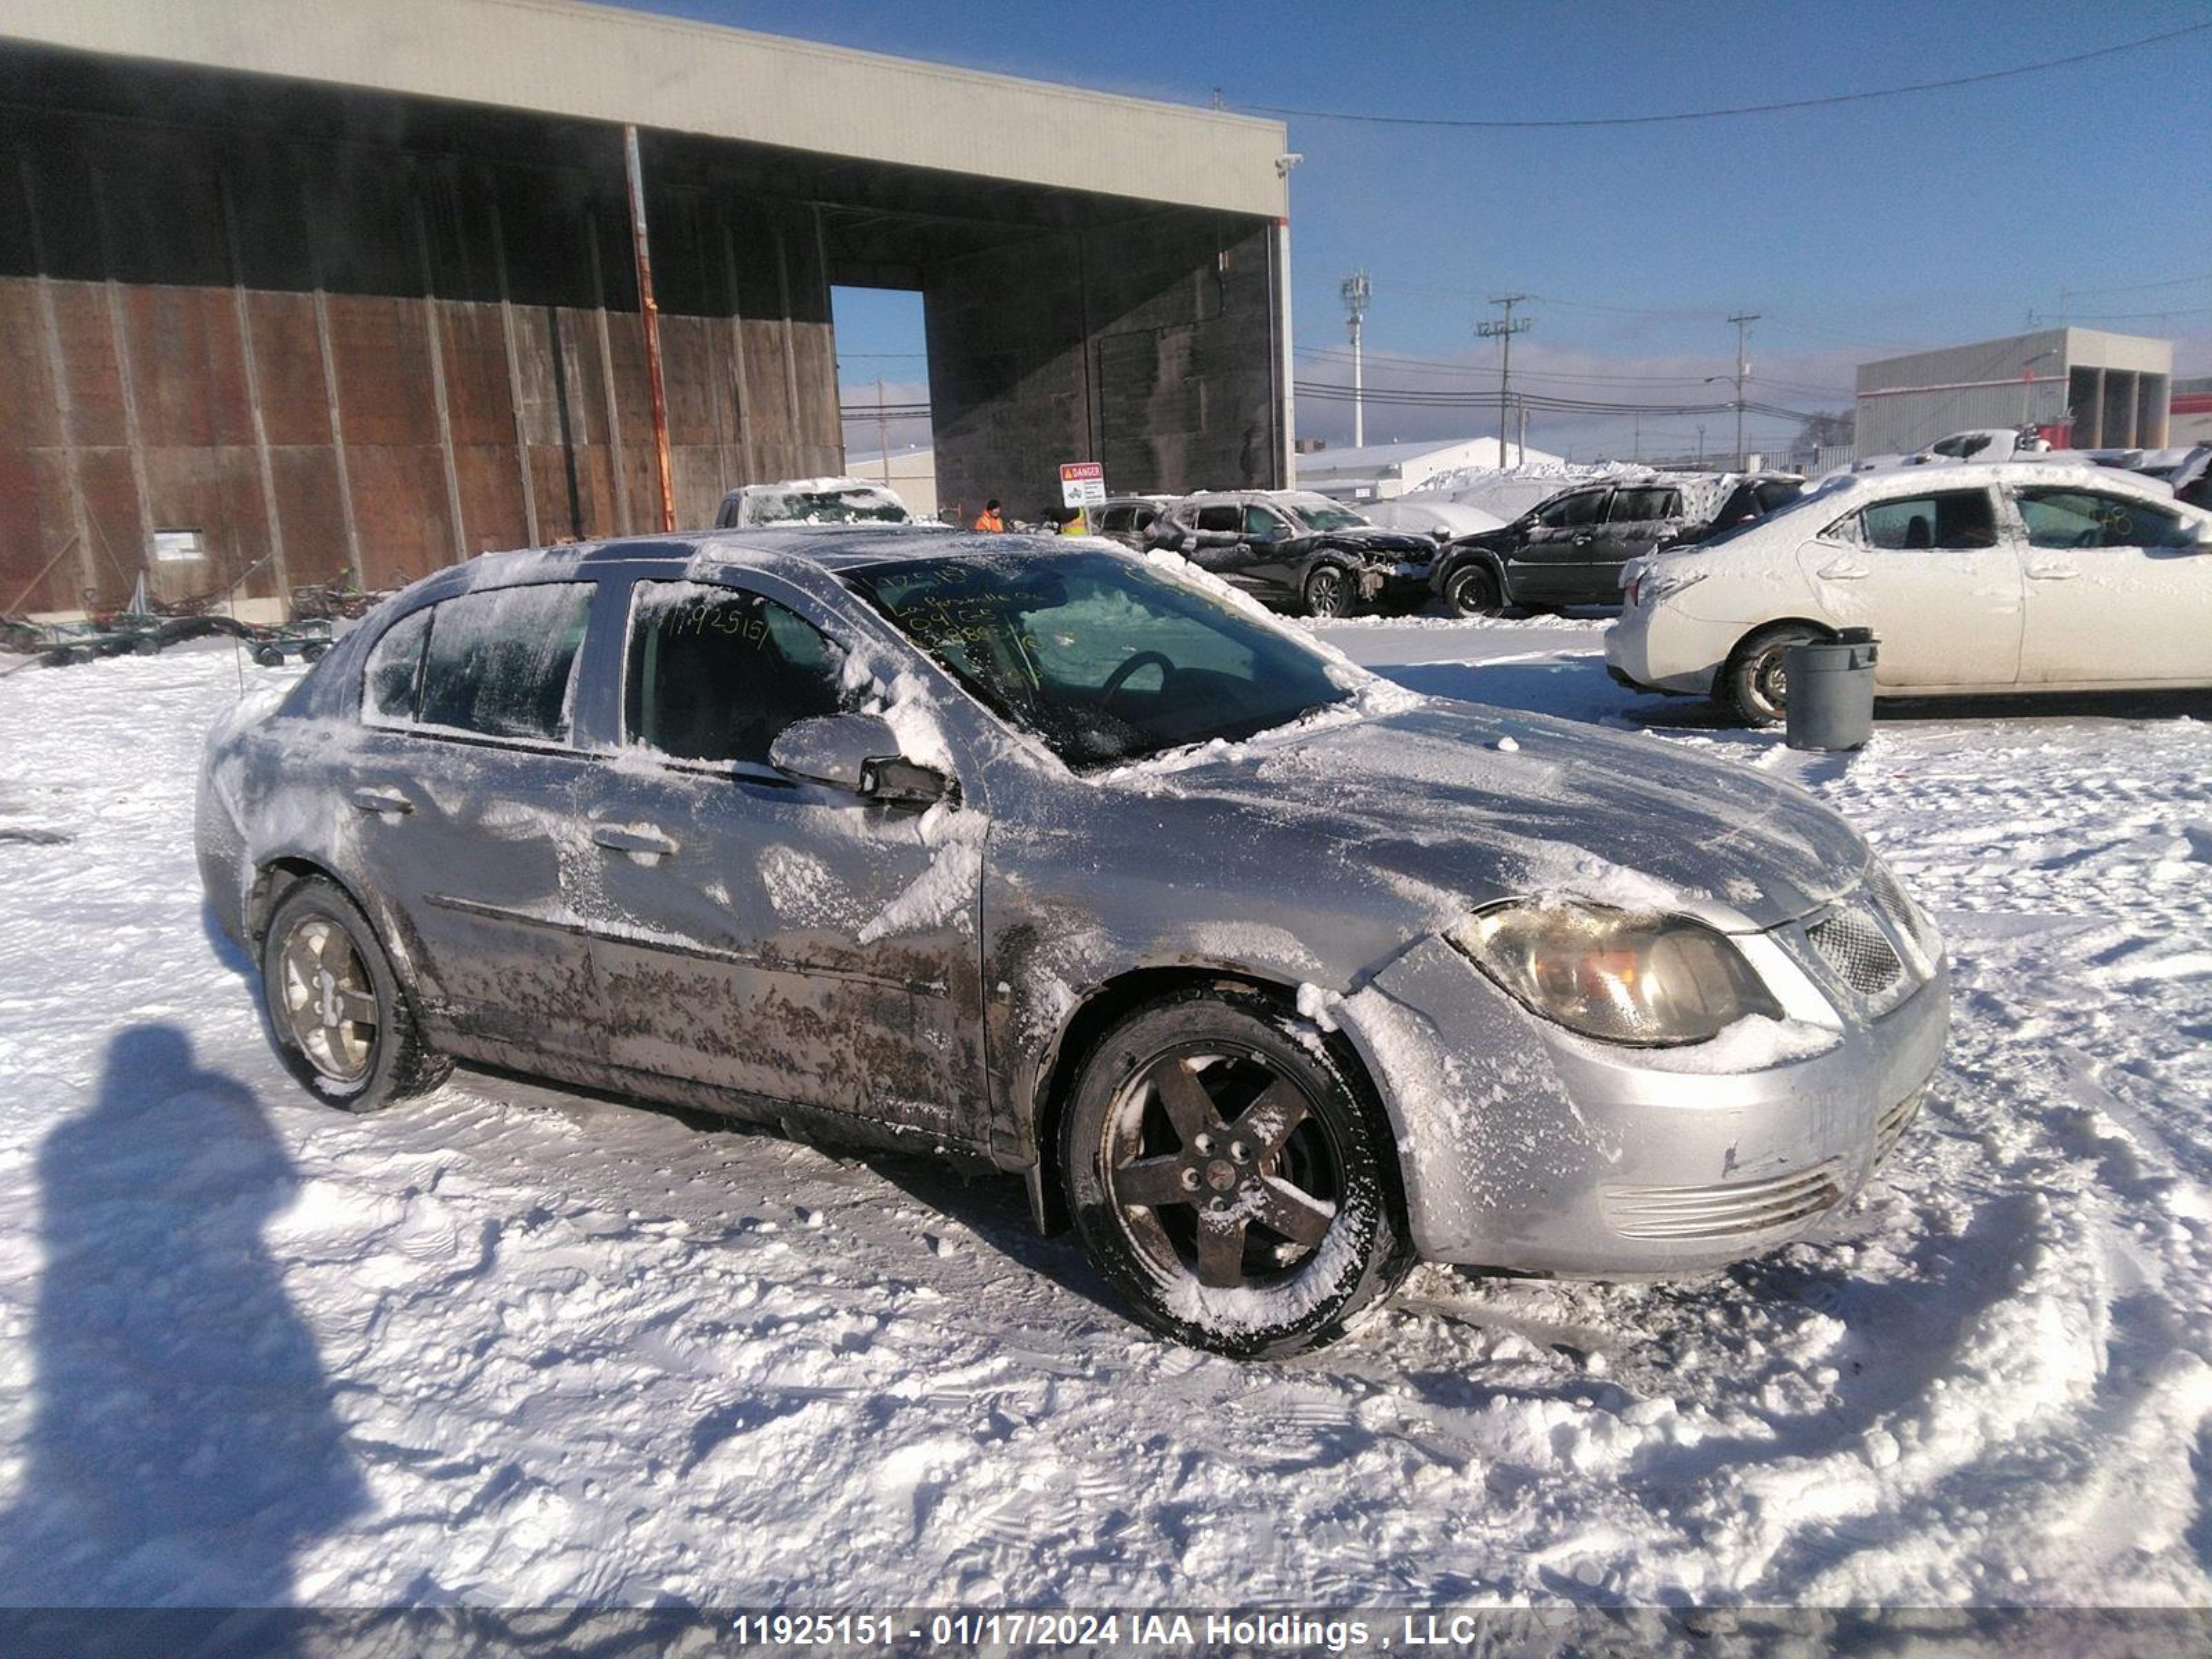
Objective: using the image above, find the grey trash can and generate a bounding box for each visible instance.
[1784,628,1876,751]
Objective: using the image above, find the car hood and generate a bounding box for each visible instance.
[1313,528,1439,558]
[1131,702,1868,930]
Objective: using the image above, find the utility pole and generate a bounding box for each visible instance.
[1696,424,1707,466]
[1477,294,1533,467]
[1727,311,1759,471]
[1340,269,1371,449]
[875,377,892,485]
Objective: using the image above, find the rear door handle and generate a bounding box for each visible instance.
[1815,559,1871,581]
[592,823,679,865]
[348,787,413,816]
[2025,563,2080,581]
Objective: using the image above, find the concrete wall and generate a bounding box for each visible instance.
[927,211,1282,524]
[0,75,843,615]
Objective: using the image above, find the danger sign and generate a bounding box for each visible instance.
[1059,461,1106,509]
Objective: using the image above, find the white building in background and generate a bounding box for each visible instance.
[1855,328,2173,456]
[1293,436,1563,503]
[843,446,939,521]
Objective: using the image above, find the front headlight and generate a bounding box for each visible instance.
[1446,901,1781,1047]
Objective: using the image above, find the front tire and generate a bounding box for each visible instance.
[1059,985,1408,1358]
[1302,564,1355,619]
[1443,561,1507,618]
[261,877,449,1112]
[1721,623,1823,727]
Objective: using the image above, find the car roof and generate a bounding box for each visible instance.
[1819,459,2179,503]
[444,524,1080,590]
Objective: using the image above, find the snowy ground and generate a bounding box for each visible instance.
[2,625,2210,1613]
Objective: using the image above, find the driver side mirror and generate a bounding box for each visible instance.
[768,712,953,807]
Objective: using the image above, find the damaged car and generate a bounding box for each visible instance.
[199,529,1947,1357]
[1145,490,1438,617]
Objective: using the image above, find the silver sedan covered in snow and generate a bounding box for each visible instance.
[198,528,1947,1356]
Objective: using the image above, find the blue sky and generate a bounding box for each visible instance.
[619,0,2212,459]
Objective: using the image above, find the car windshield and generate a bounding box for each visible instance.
[844,550,1353,771]
[748,488,909,525]
[1284,500,1374,532]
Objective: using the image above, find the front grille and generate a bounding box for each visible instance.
[1873,1089,1924,1167]
[1806,907,1904,998]
[1602,1161,1843,1242]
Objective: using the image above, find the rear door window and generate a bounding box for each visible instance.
[1607,487,1680,523]
[409,583,595,741]
[1536,490,1607,529]
[1195,505,1243,534]
[1853,491,2000,551]
[624,581,846,768]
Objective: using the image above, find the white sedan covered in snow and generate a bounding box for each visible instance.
[1607,462,2212,724]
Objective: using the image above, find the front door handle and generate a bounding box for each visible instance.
[1572,533,1595,546]
[1815,559,1871,581]
[2025,563,2080,581]
[592,823,680,865]
[348,787,413,817]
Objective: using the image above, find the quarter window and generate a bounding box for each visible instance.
[624,581,845,767]
[405,583,594,741]
[1853,491,1999,551]
[2014,489,2191,550]
[362,608,431,724]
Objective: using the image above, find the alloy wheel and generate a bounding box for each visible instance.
[1101,1046,1341,1291]
[276,916,379,1083]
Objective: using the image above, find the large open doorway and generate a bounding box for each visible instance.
[831,286,935,521]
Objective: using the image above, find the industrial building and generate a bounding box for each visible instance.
[1855,327,2172,458]
[0,0,1293,619]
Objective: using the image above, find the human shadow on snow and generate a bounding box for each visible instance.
[0,1024,367,1618]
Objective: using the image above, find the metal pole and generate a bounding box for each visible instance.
[624,124,676,534]
[1728,311,1759,471]
[1341,270,1370,450]
[877,377,892,485]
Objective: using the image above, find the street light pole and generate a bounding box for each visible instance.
[1727,311,1759,471]
[2021,348,2057,429]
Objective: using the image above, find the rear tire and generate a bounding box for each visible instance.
[1721,623,1823,727]
[1058,984,1409,1358]
[261,877,449,1112]
[253,646,285,668]
[1444,561,1506,618]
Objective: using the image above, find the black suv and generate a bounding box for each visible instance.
[1431,471,1802,615]
[1147,491,1438,617]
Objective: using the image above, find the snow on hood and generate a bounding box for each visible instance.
[1105,701,1867,930]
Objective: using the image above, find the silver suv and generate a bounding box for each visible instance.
[200,530,1946,1356]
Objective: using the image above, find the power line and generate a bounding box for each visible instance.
[1236,20,2212,129]
[2059,270,2212,297]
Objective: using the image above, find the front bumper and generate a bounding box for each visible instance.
[1338,923,1950,1277]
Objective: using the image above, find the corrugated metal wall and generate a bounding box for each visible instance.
[0,91,839,617]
